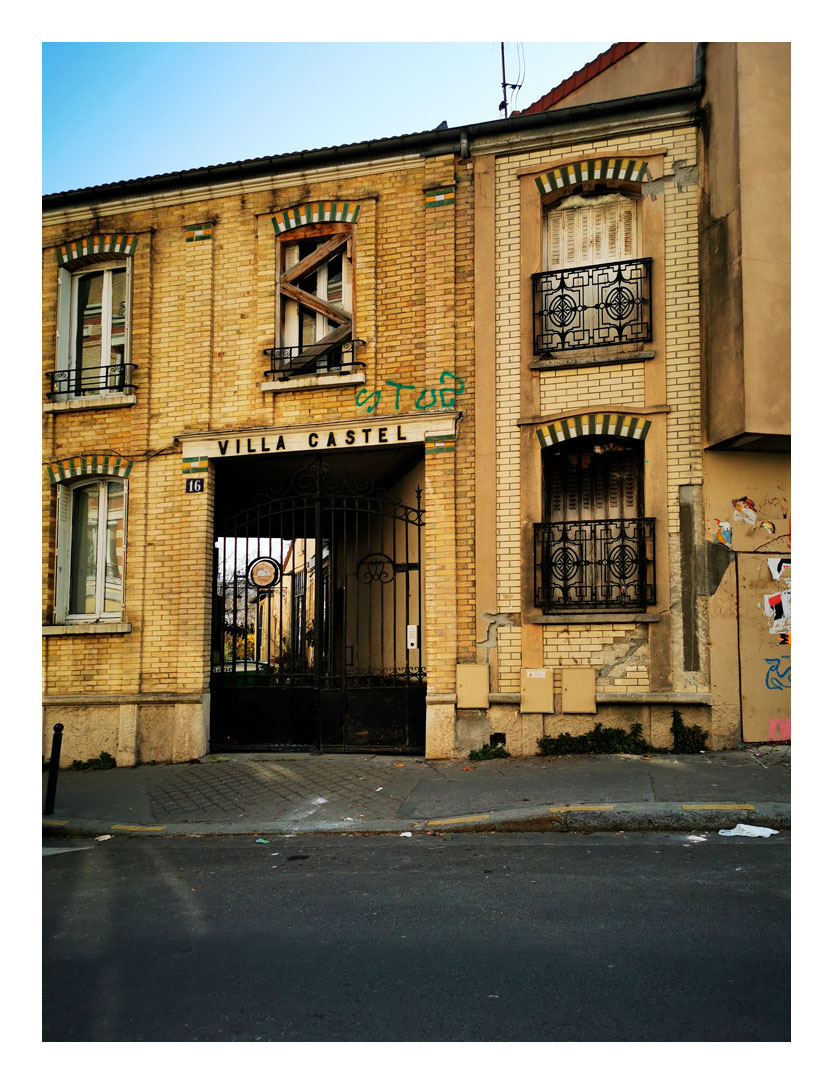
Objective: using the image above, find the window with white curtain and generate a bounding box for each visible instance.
[55,478,126,621]
[54,261,132,399]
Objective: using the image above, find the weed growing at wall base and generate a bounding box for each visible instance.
[670,708,708,753]
[70,751,117,771]
[536,711,710,756]
[537,722,650,756]
[469,743,511,761]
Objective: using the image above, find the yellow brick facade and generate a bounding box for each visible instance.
[42,152,475,764]
[42,46,788,761]
[462,115,716,756]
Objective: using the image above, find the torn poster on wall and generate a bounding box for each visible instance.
[732,496,758,525]
[714,520,733,548]
[768,557,791,582]
[763,590,791,637]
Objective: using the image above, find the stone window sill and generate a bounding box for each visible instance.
[261,372,365,394]
[597,691,712,705]
[43,622,132,636]
[44,395,137,413]
[531,350,654,372]
[531,613,660,625]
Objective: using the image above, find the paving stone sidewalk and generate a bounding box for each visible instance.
[43,746,790,836]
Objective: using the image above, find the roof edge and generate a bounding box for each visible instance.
[44,81,700,214]
[513,43,645,116]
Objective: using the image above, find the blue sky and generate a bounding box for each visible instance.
[42,42,612,194]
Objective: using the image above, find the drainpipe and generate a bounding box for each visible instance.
[694,43,707,92]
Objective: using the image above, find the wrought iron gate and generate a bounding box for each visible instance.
[210,457,426,752]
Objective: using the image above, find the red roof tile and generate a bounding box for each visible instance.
[513,42,644,116]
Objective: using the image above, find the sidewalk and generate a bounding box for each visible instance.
[42,745,790,838]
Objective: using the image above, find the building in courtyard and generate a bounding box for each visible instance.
[42,42,789,763]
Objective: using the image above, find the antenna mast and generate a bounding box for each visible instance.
[499,42,521,119]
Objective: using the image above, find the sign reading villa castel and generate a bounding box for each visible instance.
[177,411,459,464]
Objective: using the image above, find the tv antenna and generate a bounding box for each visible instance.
[499,42,522,118]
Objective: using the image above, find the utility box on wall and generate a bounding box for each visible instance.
[561,667,596,713]
[520,668,554,713]
[456,664,490,709]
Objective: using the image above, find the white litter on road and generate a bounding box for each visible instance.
[399,832,412,837]
[719,823,780,838]
[686,834,708,843]
[95,834,113,841]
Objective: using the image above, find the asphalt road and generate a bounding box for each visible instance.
[43,831,790,1041]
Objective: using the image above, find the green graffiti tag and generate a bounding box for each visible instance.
[356,388,383,413]
[357,371,464,415]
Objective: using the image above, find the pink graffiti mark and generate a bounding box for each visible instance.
[768,717,791,742]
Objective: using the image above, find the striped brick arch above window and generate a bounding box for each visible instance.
[271,201,361,235]
[58,234,138,265]
[534,159,650,197]
[536,414,652,448]
[47,455,133,484]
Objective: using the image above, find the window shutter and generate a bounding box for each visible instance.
[547,195,638,269]
[545,443,642,522]
[54,485,71,622]
[55,268,72,399]
[621,203,636,258]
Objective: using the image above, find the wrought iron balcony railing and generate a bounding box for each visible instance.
[263,339,366,381]
[533,257,652,355]
[46,363,136,399]
[534,518,656,611]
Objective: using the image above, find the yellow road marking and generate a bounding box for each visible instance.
[426,814,490,827]
[681,803,755,811]
[110,824,167,832]
[549,805,614,813]
[42,818,69,826]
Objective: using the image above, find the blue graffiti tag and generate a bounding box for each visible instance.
[764,658,791,691]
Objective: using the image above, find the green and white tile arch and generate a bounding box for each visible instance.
[534,158,650,198]
[536,413,652,449]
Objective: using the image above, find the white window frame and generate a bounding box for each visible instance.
[54,478,127,623]
[55,259,132,401]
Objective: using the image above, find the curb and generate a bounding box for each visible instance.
[42,802,791,839]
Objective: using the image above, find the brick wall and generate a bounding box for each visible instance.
[42,153,474,761]
[491,126,703,705]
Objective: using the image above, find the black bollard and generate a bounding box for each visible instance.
[43,723,64,816]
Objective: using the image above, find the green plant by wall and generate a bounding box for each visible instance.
[469,743,510,761]
[537,722,651,756]
[70,751,117,771]
[670,708,708,753]
[536,711,710,757]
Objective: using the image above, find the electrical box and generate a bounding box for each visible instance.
[520,667,554,713]
[456,664,489,709]
[406,624,419,650]
[561,667,596,713]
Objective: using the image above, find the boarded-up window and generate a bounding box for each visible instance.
[279,230,354,374]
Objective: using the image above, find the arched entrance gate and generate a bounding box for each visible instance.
[210,454,426,752]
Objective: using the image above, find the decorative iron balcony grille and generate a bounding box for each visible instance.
[533,258,652,354]
[46,363,136,398]
[534,518,656,611]
[263,339,365,381]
